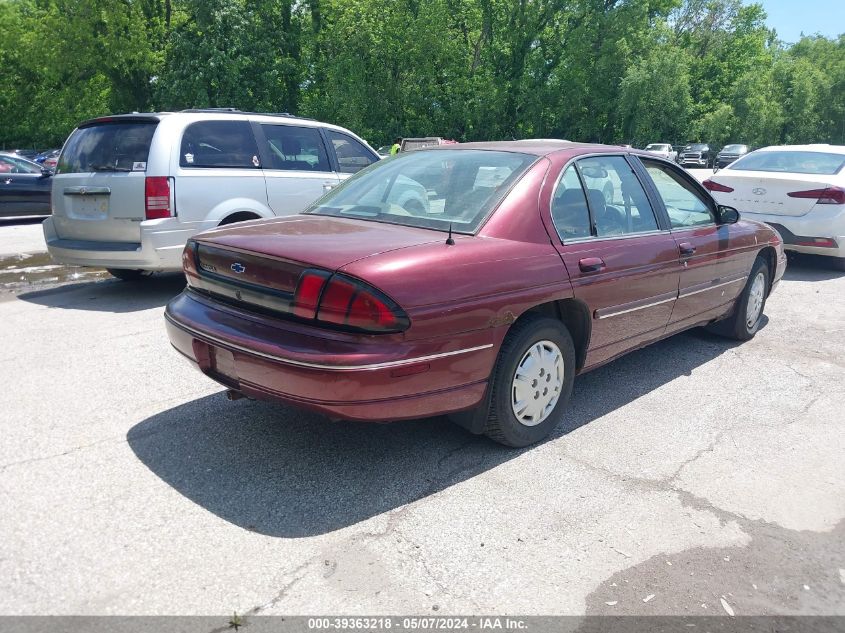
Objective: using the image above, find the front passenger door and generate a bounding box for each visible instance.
[638,158,757,330]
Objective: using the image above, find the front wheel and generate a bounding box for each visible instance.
[106,268,154,281]
[483,317,576,447]
[708,257,769,340]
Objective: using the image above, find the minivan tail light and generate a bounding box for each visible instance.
[787,186,845,205]
[292,270,409,333]
[702,179,734,193]
[145,176,171,219]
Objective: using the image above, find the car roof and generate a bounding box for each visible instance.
[754,144,845,155]
[428,139,626,156]
[75,109,353,135]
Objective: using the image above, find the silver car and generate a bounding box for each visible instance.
[43,109,379,280]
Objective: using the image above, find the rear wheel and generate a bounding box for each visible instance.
[483,316,576,447]
[106,268,154,281]
[708,256,769,340]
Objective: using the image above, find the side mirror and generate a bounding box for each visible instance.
[41,167,54,177]
[717,205,740,224]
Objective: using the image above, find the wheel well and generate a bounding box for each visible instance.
[519,299,591,371]
[219,211,262,226]
[759,246,777,292]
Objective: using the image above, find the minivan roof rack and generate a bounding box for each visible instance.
[179,108,314,121]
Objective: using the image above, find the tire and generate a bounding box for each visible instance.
[708,256,769,341]
[106,268,154,281]
[483,316,576,447]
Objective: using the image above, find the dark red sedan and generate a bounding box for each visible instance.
[165,141,786,446]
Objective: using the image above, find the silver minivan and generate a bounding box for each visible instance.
[44,109,379,280]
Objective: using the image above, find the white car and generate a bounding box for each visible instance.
[643,143,677,162]
[702,145,845,269]
[43,110,379,280]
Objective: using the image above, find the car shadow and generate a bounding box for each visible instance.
[782,253,844,282]
[16,273,186,313]
[127,329,743,538]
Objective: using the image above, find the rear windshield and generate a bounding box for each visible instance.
[729,151,845,175]
[57,121,157,174]
[306,149,536,234]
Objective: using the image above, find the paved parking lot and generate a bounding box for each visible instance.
[0,217,843,616]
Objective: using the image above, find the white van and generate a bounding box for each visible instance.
[44,109,379,280]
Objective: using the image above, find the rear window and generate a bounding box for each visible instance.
[728,150,845,175]
[180,120,260,169]
[306,149,536,234]
[57,121,157,174]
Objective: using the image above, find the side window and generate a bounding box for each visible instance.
[260,124,330,172]
[551,165,591,240]
[577,156,659,237]
[642,160,715,228]
[179,121,260,169]
[326,130,376,174]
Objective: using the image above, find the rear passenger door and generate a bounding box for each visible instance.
[637,158,756,329]
[548,155,680,368]
[255,123,339,216]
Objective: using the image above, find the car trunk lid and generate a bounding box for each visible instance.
[708,170,832,217]
[190,215,443,293]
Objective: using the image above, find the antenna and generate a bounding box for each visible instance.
[446,223,455,245]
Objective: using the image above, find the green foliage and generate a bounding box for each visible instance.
[0,0,842,150]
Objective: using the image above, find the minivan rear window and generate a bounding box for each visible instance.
[57,121,157,174]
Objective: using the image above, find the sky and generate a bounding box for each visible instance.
[756,0,844,43]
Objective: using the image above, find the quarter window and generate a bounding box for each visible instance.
[326,130,376,174]
[179,121,260,169]
[576,156,659,237]
[260,124,330,172]
[551,166,591,240]
[642,160,715,228]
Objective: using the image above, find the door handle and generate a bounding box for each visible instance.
[679,242,696,256]
[578,257,606,273]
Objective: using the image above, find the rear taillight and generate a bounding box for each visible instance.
[291,270,331,319]
[787,186,845,205]
[182,241,198,278]
[293,270,409,333]
[702,179,734,193]
[145,176,171,219]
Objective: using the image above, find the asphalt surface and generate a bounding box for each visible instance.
[0,216,843,616]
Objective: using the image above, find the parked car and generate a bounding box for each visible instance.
[34,149,61,169]
[643,143,677,162]
[679,143,715,168]
[400,137,458,152]
[43,109,380,280]
[165,141,786,447]
[0,154,52,218]
[715,144,750,170]
[703,144,845,270]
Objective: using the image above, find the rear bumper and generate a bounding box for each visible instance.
[164,290,497,422]
[43,216,216,271]
[740,208,845,258]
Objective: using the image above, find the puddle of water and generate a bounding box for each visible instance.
[0,252,111,295]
